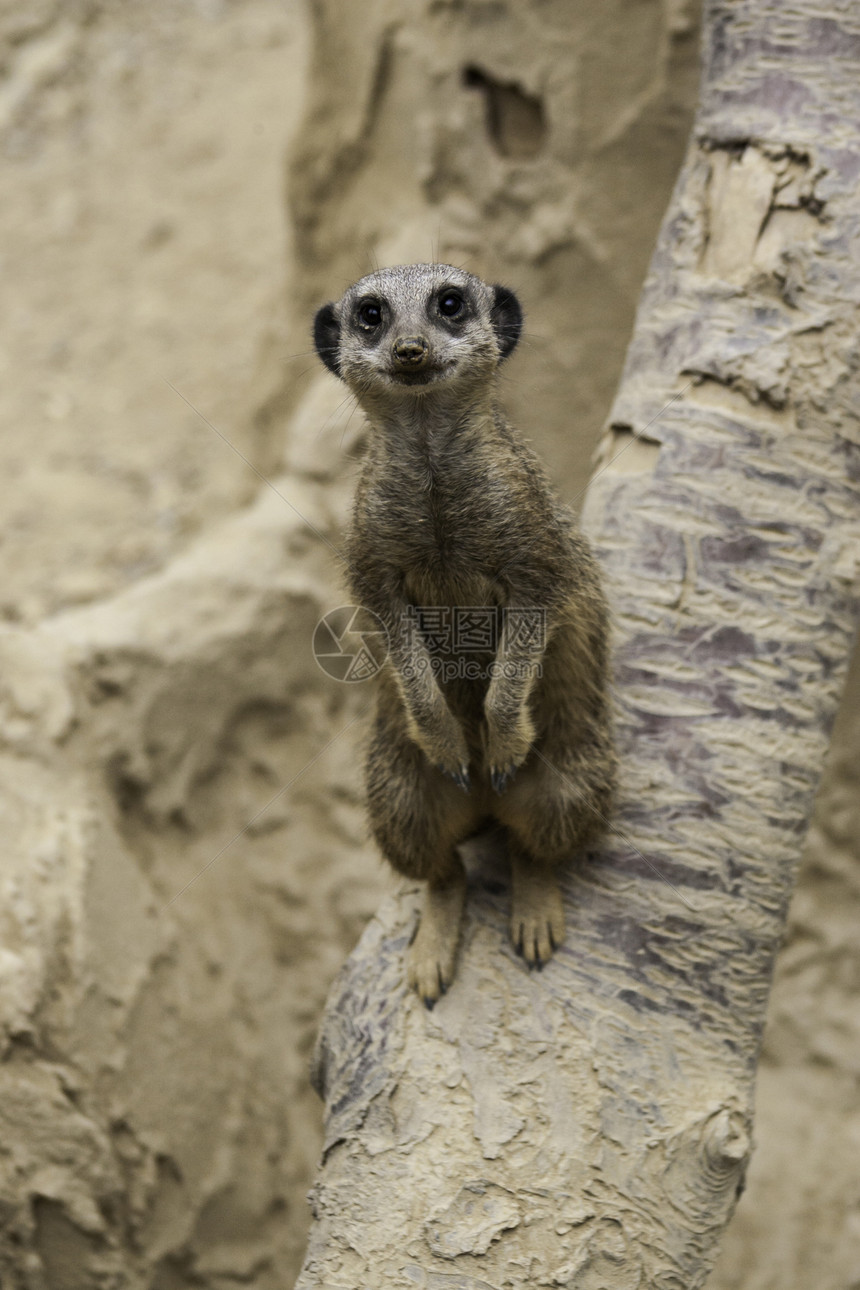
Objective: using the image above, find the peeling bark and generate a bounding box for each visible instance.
[296,2,860,1286]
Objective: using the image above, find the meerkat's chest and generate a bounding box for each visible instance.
[399,480,503,597]
[402,561,499,610]
[407,443,506,533]
[357,441,515,603]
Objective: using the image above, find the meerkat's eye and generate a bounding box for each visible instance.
[438,291,464,318]
[357,299,383,328]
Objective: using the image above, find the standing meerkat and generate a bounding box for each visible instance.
[314,263,615,1006]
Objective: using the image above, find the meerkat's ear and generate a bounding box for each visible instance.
[313,302,341,377]
[490,285,523,362]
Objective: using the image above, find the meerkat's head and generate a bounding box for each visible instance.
[313,264,522,401]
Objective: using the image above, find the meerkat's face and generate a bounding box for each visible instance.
[313,264,522,399]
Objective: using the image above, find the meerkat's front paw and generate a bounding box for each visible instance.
[483,704,536,793]
[490,764,517,794]
[408,872,467,1007]
[510,863,565,968]
[436,763,471,792]
[407,706,472,791]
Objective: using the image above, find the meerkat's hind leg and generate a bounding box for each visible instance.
[408,856,467,1008]
[366,726,480,1006]
[509,845,565,968]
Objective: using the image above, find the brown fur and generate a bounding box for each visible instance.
[314,264,615,1004]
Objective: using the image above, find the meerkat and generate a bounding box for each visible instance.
[314,263,615,1006]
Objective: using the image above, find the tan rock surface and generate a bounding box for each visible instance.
[0,0,307,623]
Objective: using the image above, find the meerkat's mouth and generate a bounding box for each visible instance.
[386,364,455,388]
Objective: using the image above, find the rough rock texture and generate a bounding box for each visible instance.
[2,0,860,1285]
[0,0,306,623]
[0,489,387,1287]
[0,2,382,1284]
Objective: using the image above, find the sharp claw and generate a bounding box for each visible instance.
[491,763,517,794]
[514,922,524,956]
[424,995,435,1011]
[436,763,471,792]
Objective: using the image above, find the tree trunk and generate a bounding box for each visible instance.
[295,2,860,1286]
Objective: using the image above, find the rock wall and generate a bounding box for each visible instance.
[0,0,305,623]
[0,2,367,1284]
[0,0,857,1285]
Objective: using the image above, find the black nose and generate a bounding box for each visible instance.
[392,335,429,367]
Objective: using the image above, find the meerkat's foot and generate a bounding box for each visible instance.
[408,869,467,1008]
[510,858,565,968]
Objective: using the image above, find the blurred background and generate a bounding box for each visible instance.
[1,0,858,1285]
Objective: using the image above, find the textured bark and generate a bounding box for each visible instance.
[296,3,860,1287]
